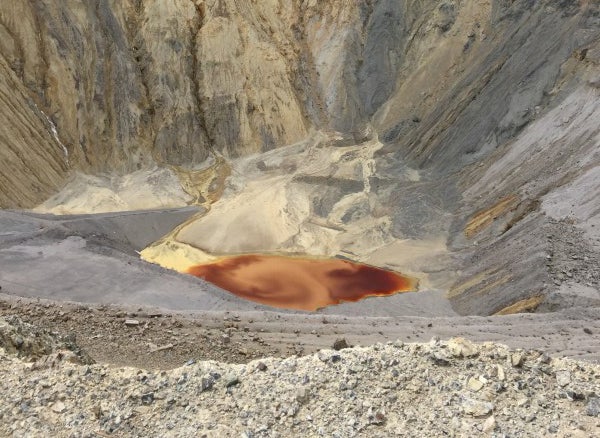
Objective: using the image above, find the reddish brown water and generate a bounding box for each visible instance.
[187,255,418,311]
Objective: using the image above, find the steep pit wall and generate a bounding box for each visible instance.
[0,0,599,316]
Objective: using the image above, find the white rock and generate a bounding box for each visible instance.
[468,377,484,392]
[482,415,496,433]
[448,338,478,358]
[497,365,506,381]
[463,398,494,417]
[556,370,571,387]
[51,401,66,414]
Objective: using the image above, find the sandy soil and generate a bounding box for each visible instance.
[34,168,193,215]
[2,292,599,373]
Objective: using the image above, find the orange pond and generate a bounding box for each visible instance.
[187,255,418,311]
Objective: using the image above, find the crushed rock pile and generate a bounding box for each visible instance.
[0,315,92,365]
[0,316,599,437]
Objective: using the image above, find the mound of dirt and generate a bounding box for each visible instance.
[1,324,598,437]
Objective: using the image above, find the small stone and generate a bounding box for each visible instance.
[511,353,524,367]
[369,412,386,425]
[51,401,66,414]
[586,397,600,417]
[149,343,174,353]
[448,338,478,358]
[141,393,154,405]
[515,380,527,390]
[12,336,24,349]
[92,404,102,419]
[537,353,551,364]
[296,388,309,404]
[333,338,349,351]
[201,377,214,392]
[467,377,484,392]
[226,376,240,387]
[124,319,140,326]
[462,398,494,417]
[556,370,571,387]
[516,397,529,407]
[497,365,505,381]
[482,415,496,433]
[257,362,267,372]
[317,350,341,363]
[429,352,451,366]
[583,328,593,335]
[566,390,585,401]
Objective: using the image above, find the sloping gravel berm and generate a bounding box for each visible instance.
[0,317,599,437]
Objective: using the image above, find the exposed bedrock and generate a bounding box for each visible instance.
[0,0,599,316]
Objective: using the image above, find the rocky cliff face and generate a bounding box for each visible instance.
[0,55,68,208]
[1,0,599,316]
[2,0,597,200]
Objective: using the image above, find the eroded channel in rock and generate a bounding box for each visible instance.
[187,255,418,311]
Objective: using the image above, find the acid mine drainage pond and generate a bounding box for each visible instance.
[186,254,419,311]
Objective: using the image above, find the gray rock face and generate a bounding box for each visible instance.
[358,0,413,118]
[379,2,599,170]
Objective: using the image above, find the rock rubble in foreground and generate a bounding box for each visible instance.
[1,318,599,437]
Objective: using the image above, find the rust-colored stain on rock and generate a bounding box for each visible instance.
[187,255,419,311]
[465,195,520,238]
